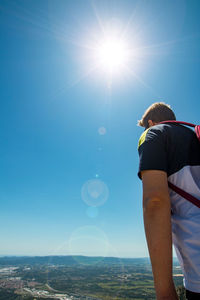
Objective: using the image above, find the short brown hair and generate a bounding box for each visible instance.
[138,102,176,129]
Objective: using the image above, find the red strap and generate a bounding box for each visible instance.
[159,120,200,142]
[168,181,200,208]
[195,125,200,141]
[159,120,196,128]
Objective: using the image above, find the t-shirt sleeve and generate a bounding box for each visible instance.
[138,127,167,179]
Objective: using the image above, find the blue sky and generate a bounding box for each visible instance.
[0,0,200,257]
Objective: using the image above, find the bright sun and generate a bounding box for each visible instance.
[79,20,139,85]
[96,37,129,74]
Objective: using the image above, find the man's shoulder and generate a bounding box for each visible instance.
[138,124,168,149]
[138,128,150,148]
[138,123,192,148]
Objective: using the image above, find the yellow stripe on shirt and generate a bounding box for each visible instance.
[138,128,150,149]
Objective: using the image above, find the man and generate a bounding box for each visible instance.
[137,102,200,300]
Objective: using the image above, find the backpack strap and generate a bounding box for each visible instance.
[159,120,200,142]
[159,120,195,127]
[195,125,200,141]
[168,182,200,209]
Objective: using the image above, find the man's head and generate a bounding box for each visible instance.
[138,102,176,129]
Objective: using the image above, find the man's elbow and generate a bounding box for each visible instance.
[143,196,166,212]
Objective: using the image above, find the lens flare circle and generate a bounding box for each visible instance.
[98,126,106,135]
[86,206,99,218]
[81,179,109,207]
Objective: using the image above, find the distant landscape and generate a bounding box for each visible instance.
[0,256,186,300]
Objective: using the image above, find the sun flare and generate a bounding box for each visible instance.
[79,19,143,86]
[96,37,129,74]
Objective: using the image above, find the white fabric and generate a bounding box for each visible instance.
[168,165,200,292]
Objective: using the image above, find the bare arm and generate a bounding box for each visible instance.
[141,170,178,300]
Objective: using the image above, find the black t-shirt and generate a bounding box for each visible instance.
[138,123,200,179]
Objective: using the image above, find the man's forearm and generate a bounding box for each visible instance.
[143,197,178,299]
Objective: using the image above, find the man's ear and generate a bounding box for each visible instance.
[148,120,154,127]
[148,120,158,127]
